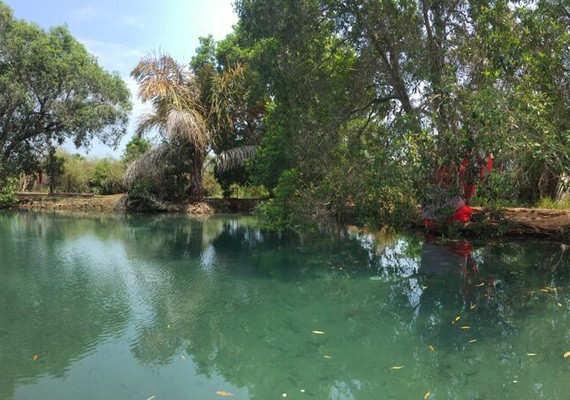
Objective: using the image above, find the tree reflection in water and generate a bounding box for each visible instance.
[1,213,570,399]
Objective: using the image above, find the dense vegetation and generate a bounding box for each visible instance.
[1,1,569,230]
[227,0,570,230]
[0,2,131,205]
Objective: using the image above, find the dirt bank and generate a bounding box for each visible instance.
[465,207,570,238]
[11,193,570,238]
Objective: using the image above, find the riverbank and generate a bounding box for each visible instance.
[10,193,570,239]
[13,192,263,214]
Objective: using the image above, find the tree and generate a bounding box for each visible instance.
[130,53,210,201]
[233,0,570,229]
[0,3,131,182]
[128,48,262,205]
[122,136,152,165]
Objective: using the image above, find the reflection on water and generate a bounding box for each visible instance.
[1,211,570,399]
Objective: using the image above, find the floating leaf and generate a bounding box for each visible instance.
[147,396,156,400]
[180,355,186,360]
[216,391,234,397]
[526,353,537,356]
[324,355,333,359]
[421,285,428,290]
[468,339,477,343]
[390,365,404,370]
[564,351,570,358]
[32,354,38,362]
[461,326,471,330]
[470,303,476,311]
[428,344,435,352]
[312,330,325,335]
[370,276,382,281]
[452,316,461,324]
[424,391,431,399]
[540,289,549,293]
[476,283,485,287]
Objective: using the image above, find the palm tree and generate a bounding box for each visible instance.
[127,52,262,205]
[130,53,209,200]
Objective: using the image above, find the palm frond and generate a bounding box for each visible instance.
[215,145,258,172]
[135,111,167,137]
[166,108,210,149]
[209,63,248,130]
[124,144,186,186]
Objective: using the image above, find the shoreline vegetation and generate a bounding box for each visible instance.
[1,2,569,239]
[8,193,569,240]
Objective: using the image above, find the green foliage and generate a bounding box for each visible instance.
[35,149,127,195]
[122,137,151,165]
[536,197,570,210]
[256,169,306,232]
[88,158,125,195]
[57,152,90,193]
[0,3,131,179]
[0,176,17,208]
[233,0,570,231]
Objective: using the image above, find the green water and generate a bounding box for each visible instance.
[1,212,569,400]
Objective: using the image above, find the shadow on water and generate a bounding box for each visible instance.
[1,211,570,399]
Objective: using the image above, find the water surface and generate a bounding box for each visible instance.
[1,212,569,399]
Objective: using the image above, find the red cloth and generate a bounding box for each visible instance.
[452,205,472,223]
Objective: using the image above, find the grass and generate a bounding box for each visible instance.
[536,197,570,210]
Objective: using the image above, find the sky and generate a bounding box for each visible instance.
[4,0,238,158]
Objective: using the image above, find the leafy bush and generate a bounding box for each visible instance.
[88,158,125,195]
[0,177,18,208]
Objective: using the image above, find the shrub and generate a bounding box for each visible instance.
[0,177,18,208]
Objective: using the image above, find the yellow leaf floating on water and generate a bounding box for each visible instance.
[324,355,333,359]
[468,339,477,343]
[424,391,431,400]
[32,354,38,362]
[428,344,435,352]
[558,303,563,307]
[452,316,461,325]
[476,282,485,287]
[470,303,477,311]
[216,391,234,397]
[526,353,537,356]
[540,289,549,293]
[312,330,325,335]
[461,326,471,330]
[390,365,404,370]
[564,351,570,358]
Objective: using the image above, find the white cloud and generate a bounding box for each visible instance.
[78,38,144,75]
[123,15,144,30]
[71,6,101,22]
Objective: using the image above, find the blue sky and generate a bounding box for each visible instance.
[4,0,238,158]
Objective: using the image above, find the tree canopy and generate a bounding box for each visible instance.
[229,0,570,230]
[0,2,131,180]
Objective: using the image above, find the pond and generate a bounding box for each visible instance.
[0,212,569,400]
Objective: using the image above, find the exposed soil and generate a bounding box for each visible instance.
[10,193,570,238]
[15,193,123,212]
[454,207,570,239]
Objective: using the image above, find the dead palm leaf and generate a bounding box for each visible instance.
[215,145,258,172]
